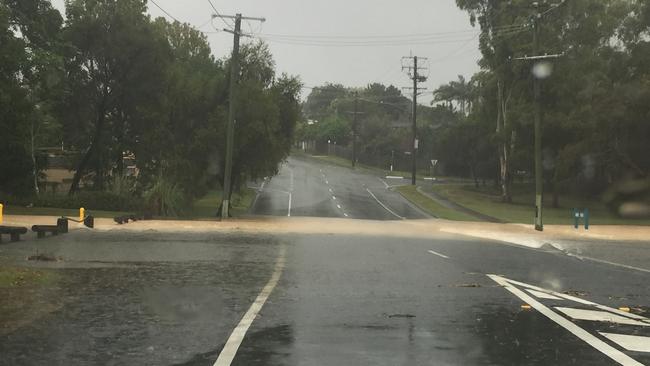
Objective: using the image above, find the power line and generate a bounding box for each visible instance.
[206,0,234,30]
[256,29,479,40]
[149,0,179,22]
[256,36,478,47]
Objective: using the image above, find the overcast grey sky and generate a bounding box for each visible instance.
[50,0,482,102]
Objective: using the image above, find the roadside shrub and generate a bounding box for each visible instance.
[33,191,144,212]
[144,179,187,216]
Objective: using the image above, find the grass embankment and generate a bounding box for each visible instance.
[430,183,650,225]
[0,267,59,288]
[396,185,476,221]
[188,188,256,219]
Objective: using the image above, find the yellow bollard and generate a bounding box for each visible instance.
[79,207,85,222]
[0,203,3,224]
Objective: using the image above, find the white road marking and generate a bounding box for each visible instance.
[289,167,294,192]
[328,188,333,193]
[488,275,644,366]
[427,250,449,259]
[385,175,404,179]
[214,246,287,366]
[332,196,336,200]
[526,289,563,300]
[287,193,292,217]
[336,204,342,209]
[600,333,650,353]
[343,213,349,217]
[325,180,329,184]
[555,307,650,327]
[504,277,650,321]
[378,177,389,189]
[566,253,650,274]
[366,188,405,220]
[423,177,437,181]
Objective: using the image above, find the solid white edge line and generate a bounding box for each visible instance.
[487,275,644,366]
[566,252,650,274]
[366,188,405,220]
[427,249,450,259]
[214,246,287,366]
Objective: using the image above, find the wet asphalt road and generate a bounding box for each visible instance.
[250,156,428,220]
[1,156,649,366]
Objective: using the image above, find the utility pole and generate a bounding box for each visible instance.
[402,55,428,185]
[217,12,265,219]
[345,92,364,168]
[513,0,564,231]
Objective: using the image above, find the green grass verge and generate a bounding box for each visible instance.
[0,267,59,288]
[188,188,256,219]
[3,205,129,219]
[430,184,650,225]
[396,185,477,221]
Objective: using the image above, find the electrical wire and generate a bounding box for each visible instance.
[256,28,479,40]
[254,35,479,47]
[206,0,234,30]
[149,0,179,22]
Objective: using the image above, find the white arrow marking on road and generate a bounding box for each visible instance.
[214,246,287,366]
[600,333,650,353]
[427,250,450,259]
[488,275,645,366]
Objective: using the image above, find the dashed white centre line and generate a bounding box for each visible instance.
[328,188,333,193]
[332,196,336,200]
[325,180,329,184]
[336,204,342,209]
[214,246,287,366]
[343,213,349,217]
[427,250,450,259]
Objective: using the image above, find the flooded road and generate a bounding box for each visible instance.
[1,228,648,365]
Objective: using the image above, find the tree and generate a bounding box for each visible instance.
[60,0,169,194]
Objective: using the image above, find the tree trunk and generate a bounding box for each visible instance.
[68,108,106,196]
[496,80,512,203]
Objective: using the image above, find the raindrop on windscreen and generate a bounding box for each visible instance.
[532,62,553,79]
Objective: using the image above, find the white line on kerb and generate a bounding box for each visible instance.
[214,246,287,366]
[427,250,450,259]
[366,188,404,220]
[488,275,644,366]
